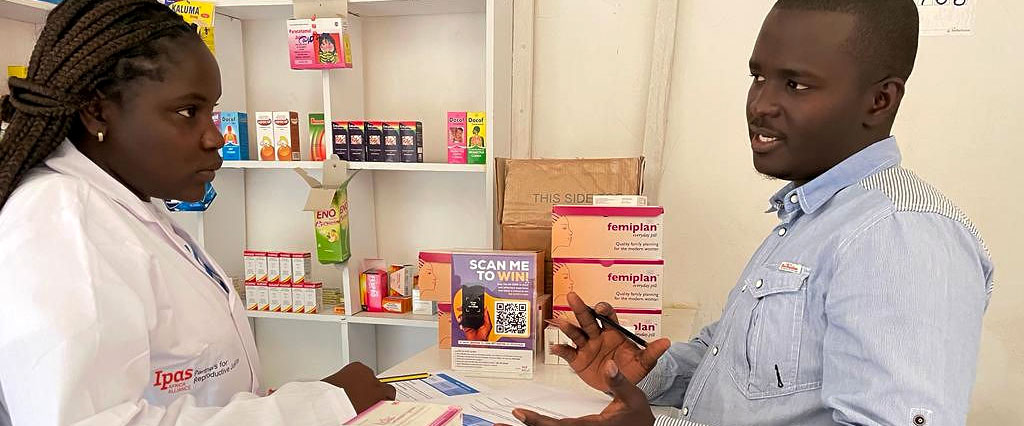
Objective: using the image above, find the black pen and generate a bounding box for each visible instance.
[587,306,648,348]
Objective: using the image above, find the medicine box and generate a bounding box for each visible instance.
[309,113,326,161]
[417,251,452,302]
[399,121,420,163]
[291,252,312,284]
[269,281,292,312]
[438,303,452,349]
[279,253,293,284]
[273,111,300,161]
[383,121,401,162]
[347,121,366,161]
[446,112,467,164]
[256,281,270,311]
[266,252,281,283]
[365,121,384,162]
[551,205,664,260]
[551,258,662,310]
[218,111,249,160]
[332,121,348,160]
[255,112,274,161]
[466,112,486,165]
[593,195,648,206]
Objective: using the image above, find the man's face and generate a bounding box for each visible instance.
[747,9,873,184]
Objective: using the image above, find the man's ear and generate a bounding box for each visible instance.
[77,93,110,140]
[864,76,906,129]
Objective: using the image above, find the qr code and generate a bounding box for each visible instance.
[494,301,529,336]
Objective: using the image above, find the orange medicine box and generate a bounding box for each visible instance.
[551,205,664,260]
[551,258,662,310]
[417,251,453,302]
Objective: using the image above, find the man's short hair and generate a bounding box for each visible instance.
[774,0,920,81]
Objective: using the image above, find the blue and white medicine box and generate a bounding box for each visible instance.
[218,111,249,160]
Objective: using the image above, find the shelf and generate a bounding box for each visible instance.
[0,0,55,24]
[247,310,346,323]
[215,0,484,20]
[222,160,486,173]
[348,311,438,328]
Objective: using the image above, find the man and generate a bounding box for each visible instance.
[501,1,994,425]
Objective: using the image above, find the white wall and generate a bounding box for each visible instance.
[527,1,1024,423]
[530,0,654,158]
[360,13,489,369]
[0,18,39,97]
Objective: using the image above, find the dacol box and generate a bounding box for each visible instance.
[383,121,402,162]
[348,121,366,161]
[365,121,384,162]
[466,112,485,164]
[218,112,249,160]
[447,112,467,164]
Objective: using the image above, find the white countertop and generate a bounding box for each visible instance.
[383,346,681,419]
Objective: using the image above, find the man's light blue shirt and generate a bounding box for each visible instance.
[645,137,994,426]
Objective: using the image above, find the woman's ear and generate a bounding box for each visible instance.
[77,94,110,141]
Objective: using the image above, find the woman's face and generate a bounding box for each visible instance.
[95,38,223,202]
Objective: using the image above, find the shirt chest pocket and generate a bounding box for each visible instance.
[729,265,820,399]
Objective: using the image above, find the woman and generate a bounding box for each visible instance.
[0,1,393,425]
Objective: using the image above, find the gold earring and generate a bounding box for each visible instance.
[97,131,104,142]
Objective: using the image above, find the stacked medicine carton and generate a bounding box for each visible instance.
[545,196,664,365]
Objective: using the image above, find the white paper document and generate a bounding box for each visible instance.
[396,374,610,426]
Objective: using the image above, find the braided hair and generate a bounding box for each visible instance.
[0,0,198,209]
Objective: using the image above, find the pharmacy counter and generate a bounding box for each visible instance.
[382,346,682,420]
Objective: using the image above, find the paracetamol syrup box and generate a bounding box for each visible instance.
[292,252,312,284]
[255,112,274,161]
[348,121,366,161]
[551,258,662,310]
[447,112,467,164]
[466,112,486,164]
[251,251,268,282]
[383,121,401,162]
[245,282,260,310]
[256,280,270,311]
[266,252,281,283]
[243,250,258,282]
[451,251,543,379]
[273,111,300,161]
[269,281,292,312]
[219,112,249,160]
[287,18,352,70]
[551,205,664,260]
[279,252,293,284]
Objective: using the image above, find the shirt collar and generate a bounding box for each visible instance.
[767,136,902,215]
[45,140,165,225]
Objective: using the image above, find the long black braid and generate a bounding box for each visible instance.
[0,0,199,208]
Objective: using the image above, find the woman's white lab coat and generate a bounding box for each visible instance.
[0,141,357,425]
